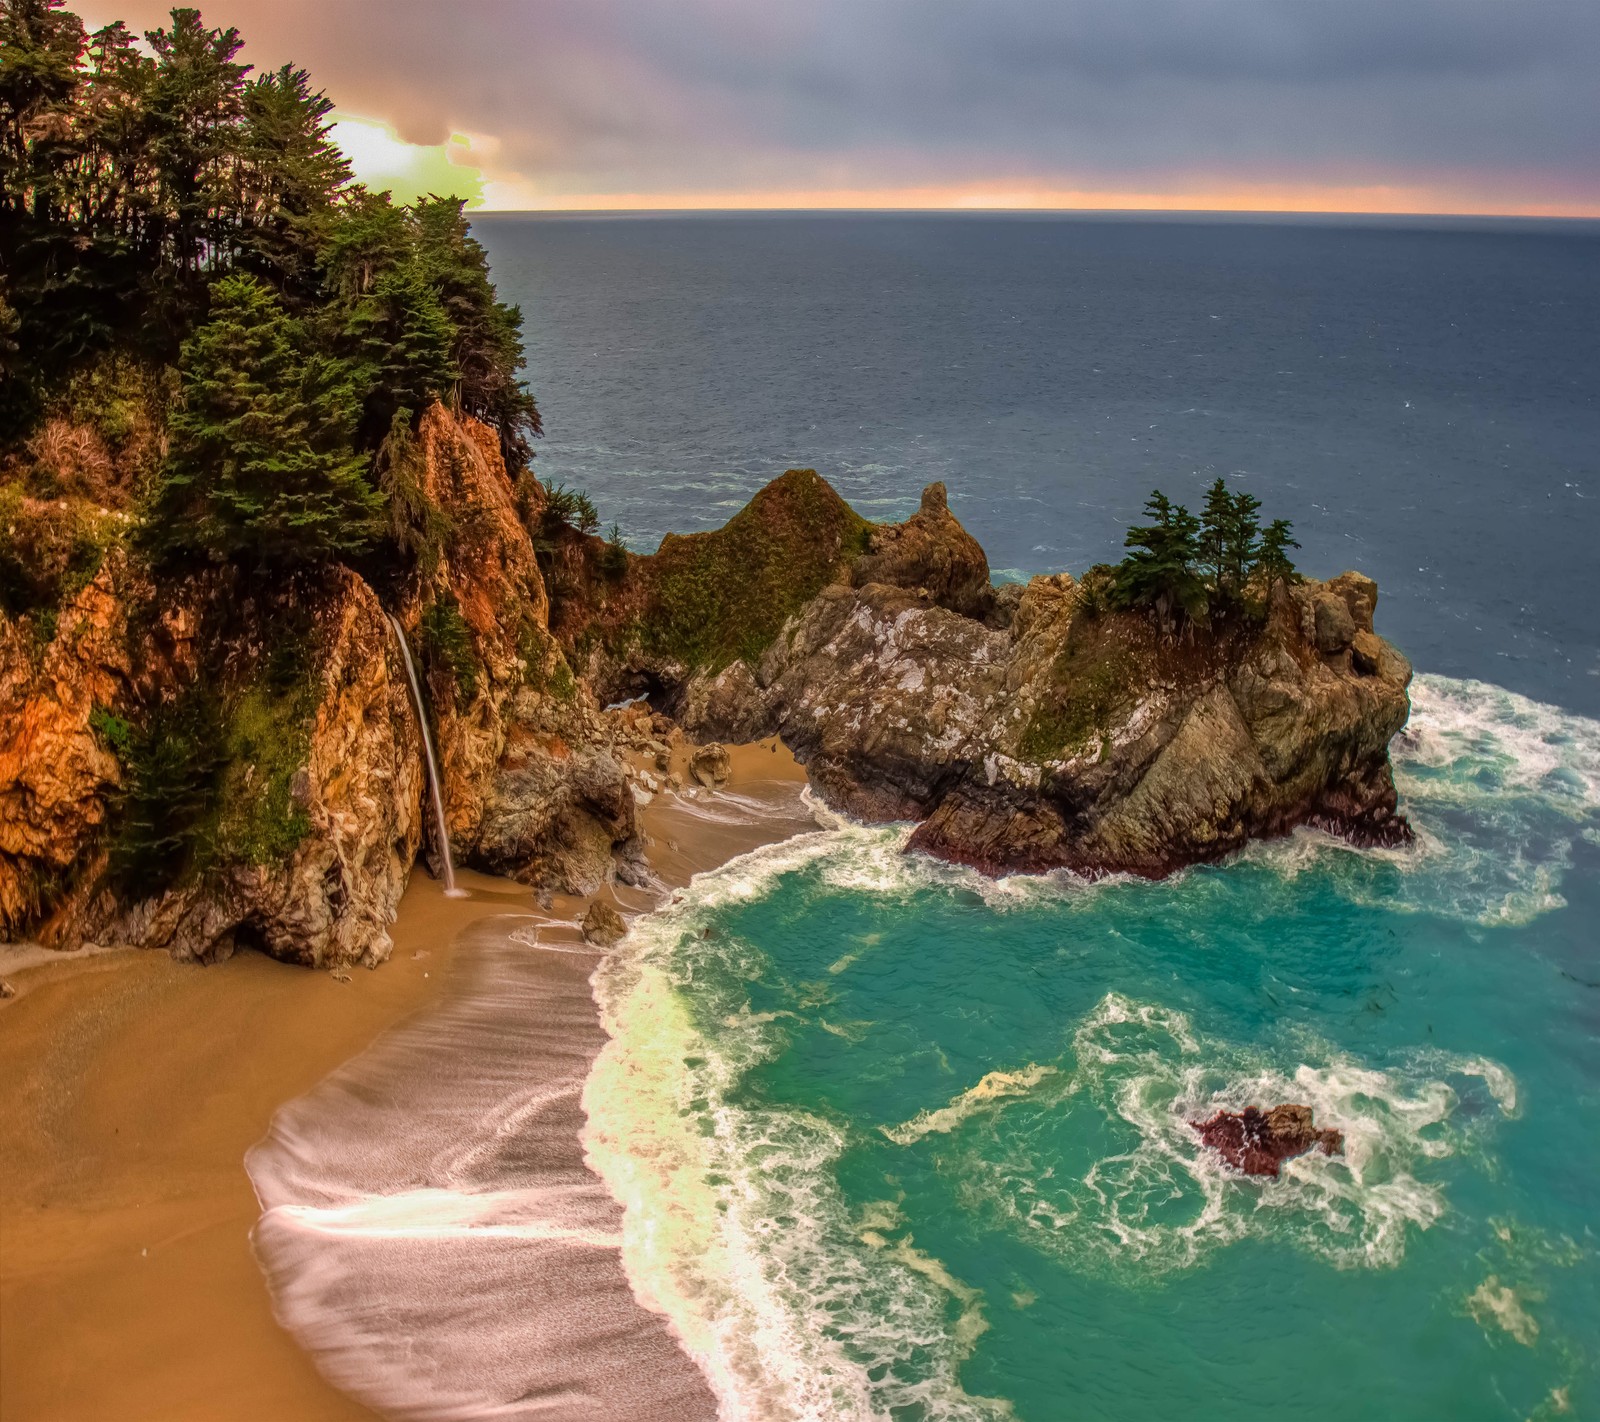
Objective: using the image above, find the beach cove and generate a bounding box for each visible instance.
[0,742,809,1422]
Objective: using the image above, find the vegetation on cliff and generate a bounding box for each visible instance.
[1,0,539,534]
[1111,479,1299,627]
[0,2,553,942]
[638,468,871,672]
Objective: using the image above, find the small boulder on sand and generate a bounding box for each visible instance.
[689,742,732,789]
[581,900,627,948]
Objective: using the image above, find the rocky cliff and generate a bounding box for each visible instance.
[2,449,1415,969]
[0,406,642,967]
[577,476,1413,879]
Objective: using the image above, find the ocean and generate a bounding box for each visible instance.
[257,215,1600,1421]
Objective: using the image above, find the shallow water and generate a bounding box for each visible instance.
[585,676,1599,1421]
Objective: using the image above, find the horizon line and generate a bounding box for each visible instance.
[466,204,1600,222]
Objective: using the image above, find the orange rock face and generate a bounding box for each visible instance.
[0,556,134,934]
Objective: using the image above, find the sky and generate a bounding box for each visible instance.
[76,0,1600,215]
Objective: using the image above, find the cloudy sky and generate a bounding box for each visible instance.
[78,0,1600,214]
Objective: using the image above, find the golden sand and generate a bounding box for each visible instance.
[0,737,809,1422]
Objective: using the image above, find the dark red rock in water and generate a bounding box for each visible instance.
[1190,1104,1344,1178]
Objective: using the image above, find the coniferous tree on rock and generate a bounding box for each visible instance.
[1257,518,1302,592]
[1112,490,1208,629]
[148,273,380,565]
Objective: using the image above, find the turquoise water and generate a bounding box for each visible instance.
[584,675,1600,1421]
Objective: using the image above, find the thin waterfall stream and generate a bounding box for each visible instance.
[386,614,466,898]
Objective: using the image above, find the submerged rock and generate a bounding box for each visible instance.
[1190,1104,1345,1177]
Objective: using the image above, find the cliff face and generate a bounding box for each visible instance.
[581,477,1413,879]
[63,569,427,967]
[0,406,641,966]
[396,406,638,897]
[0,543,138,936]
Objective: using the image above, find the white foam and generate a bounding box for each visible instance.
[1466,1275,1540,1346]
[882,1064,1062,1146]
[584,850,1013,1422]
[1398,675,1600,815]
[575,672,1568,1414]
[949,992,1517,1277]
[1230,675,1600,926]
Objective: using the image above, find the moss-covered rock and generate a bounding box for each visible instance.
[636,467,870,673]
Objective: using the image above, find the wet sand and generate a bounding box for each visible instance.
[0,738,811,1422]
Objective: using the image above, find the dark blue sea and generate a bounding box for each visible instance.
[476,212,1600,717]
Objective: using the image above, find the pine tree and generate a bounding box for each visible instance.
[320,187,408,299]
[1223,488,1262,599]
[0,0,89,426]
[1199,476,1232,592]
[1112,490,1208,627]
[141,9,249,334]
[1256,518,1301,591]
[411,195,541,466]
[236,63,351,303]
[340,261,457,443]
[149,274,381,565]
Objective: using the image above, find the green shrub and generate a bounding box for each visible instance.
[89,705,133,757]
[100,609,322,892]
[536,483,600,547]
[105,690,229,893]
[377,409,453,574]
[1018,637,1137,763]
[601,521,629,578]
[0,486,122,647]
[419,593,479,704]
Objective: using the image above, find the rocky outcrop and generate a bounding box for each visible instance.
[689,742,731,789]
[850,481,994,619]
[580,899,626,947]
[0,550,138,936]
[595,475,1412,879]
[1191,1104,1344,1177]
[469,687,642,895]
[902,571,1412,876]
[2,406,648,967]
[47,569,425,968]
[562,467,872,709]
[3,442,1417,964]
[396,405,640,896]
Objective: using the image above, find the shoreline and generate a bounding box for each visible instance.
[0,737,813,1422]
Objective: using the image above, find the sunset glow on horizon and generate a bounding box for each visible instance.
[75,0,1600,221]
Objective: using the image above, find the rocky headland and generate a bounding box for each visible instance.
[1,422,1413,972]
[572,471,1413,877]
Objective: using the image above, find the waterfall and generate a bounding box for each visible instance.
[386,614,466,898]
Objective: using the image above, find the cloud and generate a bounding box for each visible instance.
[72,0,1600,212]
[326,115,485,207]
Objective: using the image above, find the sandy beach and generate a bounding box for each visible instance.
[0,738,811,1422]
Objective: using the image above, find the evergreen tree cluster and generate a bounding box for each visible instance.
[1,0,540,566]
[1112,478,1300,626]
